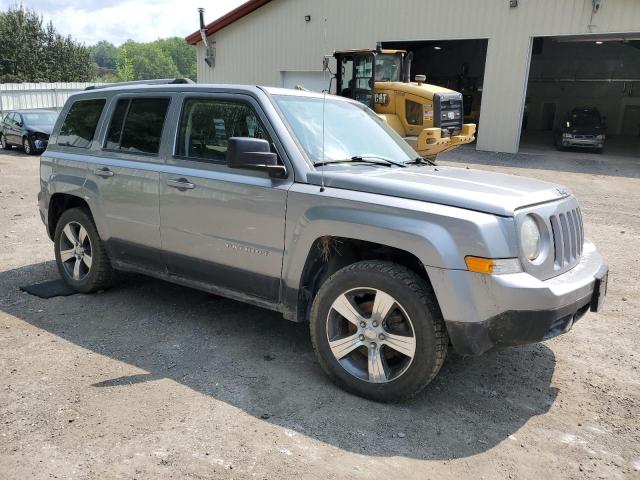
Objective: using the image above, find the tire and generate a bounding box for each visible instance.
[54,207,115,293]
[595,147,604,154]
[0,134,11,150]
[310,260,448,402]
[22,136,34,155]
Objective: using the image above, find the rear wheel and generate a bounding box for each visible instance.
[54,208,115,293]
[1,134,11,150]
[310,261,448,402]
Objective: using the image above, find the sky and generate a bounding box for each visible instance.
[0,0,246,45]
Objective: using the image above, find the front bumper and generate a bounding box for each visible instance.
[408,123,476,158]
[32,138,48,151]
[561,138,603,149]
[426,240,607,355]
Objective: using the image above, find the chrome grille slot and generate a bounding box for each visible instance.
[550,207,583,269]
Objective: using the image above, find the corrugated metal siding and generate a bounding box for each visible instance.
[0,82,105,113]
[197,0,640,153]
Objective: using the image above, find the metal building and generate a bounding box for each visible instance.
[187,0,640,154]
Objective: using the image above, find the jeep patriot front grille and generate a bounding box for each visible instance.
[550,207,584,269]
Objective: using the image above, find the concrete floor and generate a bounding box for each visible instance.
[519,131,640,161]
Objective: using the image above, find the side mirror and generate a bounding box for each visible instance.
[227,137,286,178]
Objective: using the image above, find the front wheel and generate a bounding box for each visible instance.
[54,208,115,293]
[310,261,448,402]
[23,137,34,155]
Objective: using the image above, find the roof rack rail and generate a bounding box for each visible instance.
[85,78,194,91]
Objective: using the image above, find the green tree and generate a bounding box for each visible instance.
[122,40,179,80]
[115,46,135,81]
[90,40,118,69]
[0,5,93,82]
[155,37,197,80]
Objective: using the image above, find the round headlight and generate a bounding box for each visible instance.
[520,215,541,261]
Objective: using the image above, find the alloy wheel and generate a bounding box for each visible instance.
[326,288,417,383]
[23,138,30,154]
[59,221,93,281]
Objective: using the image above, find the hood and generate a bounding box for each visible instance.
[569,126,603,136]
[26,124,53,136]
[307,165,570,217]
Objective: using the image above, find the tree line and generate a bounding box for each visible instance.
[0,5,197,83]
[91,38,197,82]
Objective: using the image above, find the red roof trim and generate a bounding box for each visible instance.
[185,0,273,45]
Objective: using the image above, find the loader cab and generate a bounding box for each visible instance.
[334,49,408,109]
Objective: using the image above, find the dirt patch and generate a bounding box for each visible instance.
[0,147,638,479]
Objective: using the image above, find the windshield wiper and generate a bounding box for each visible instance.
[351,155,407,167]
[413,156,437,166]
[313,155,406,168]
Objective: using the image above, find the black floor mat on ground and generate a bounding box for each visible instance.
[20,279,76,299]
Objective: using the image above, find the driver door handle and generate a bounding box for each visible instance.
[94,167,114,178]
[167,178,195,190]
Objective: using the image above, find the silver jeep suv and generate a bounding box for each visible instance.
[38,80,608,402]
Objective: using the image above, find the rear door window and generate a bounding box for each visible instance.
[105,97,170,154]
[57,99,106,148]
[175,98,270,162]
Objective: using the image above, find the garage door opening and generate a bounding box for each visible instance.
[521,35,640,158]
[381,39,488,130]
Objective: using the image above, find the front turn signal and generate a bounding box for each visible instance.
[465,256,522,275]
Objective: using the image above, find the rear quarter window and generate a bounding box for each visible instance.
[57,99,106,148]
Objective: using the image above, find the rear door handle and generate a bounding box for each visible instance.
[94,167,114,178]
[167,178,195,190]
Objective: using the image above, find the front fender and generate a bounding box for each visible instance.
[281,183,517,315]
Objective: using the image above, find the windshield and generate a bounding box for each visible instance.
[273,95,417,164]
[375,53,402,82]
[570,110,601,129]
[22,111,58,125]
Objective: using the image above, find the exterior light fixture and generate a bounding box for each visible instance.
[304,15,311,22]
[434,46,442,50]
[510,0,518,7]
[595,40,603,44]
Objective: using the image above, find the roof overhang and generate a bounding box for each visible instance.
[185,0,273,45]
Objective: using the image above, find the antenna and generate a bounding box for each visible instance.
[320,16,328,193]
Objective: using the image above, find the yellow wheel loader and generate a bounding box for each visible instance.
[327,48,476,159]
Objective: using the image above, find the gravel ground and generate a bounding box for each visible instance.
[0,145,638,479]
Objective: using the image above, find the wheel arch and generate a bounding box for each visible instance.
[47,193,93,239]
[287,235,439,324]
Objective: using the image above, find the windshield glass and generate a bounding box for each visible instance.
[22,111,58,125]
[570,110,601,128]
[375,53,402,82]
[274,95,416,164]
